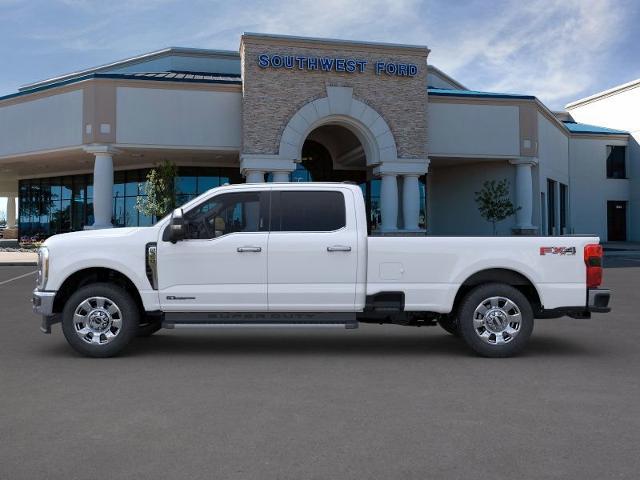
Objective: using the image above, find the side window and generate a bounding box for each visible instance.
[184,192,266,239]
[273,191,346,232]
[606,145,626,179]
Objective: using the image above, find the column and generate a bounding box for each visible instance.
[84,146,117,229]
[240,154,295,184]
[244,170,265,183]
[6,196,16,229]
[271,171,290,182]
[380,173,398,232]
[402,175,420,231]
[510,158,538,233]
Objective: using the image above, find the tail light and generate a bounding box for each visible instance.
[584,244,603,288]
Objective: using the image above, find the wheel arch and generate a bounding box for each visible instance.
[53,267,144,315]
[452,268,542,313]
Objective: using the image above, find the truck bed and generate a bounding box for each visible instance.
[366,235,597,312]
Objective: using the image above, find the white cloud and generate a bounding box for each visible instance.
[5,0,634,109]
[189,0,426,46]
[183,0,632,107]
[425,0,631,107]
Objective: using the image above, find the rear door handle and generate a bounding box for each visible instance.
[327,245,352,252]
[237,246,262,253]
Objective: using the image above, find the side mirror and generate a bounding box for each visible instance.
[168,208,186,243]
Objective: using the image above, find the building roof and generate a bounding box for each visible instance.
[117,71,241,82]
[0,71,241,103]
[19,47,240,92]
[427,87,535,100]
[427,66,467,90]
[562,121,628,135]
[565,78,640,109]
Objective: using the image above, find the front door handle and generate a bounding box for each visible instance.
[237,246,262,253]
[327,245,352,252]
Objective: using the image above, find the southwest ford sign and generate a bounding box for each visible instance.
[257,54,418,77]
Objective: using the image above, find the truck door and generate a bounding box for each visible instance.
[267,188,358,311]
[157,189,270,311]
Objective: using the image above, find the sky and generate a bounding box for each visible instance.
[0,0,639,109]
[0,0,639,214]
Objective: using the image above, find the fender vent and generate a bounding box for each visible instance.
[145,242,158,290]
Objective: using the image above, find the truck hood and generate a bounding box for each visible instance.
[43,226,159,252]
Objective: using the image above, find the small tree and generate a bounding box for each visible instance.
[474,179,520,235]
[136,160,178,219]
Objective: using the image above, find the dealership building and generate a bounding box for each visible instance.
[0,33,636,241]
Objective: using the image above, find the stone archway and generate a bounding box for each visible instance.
[278,86,398,167]
[240,85,429,232]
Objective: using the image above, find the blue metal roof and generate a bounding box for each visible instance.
[0,71,242,102]
[427,87,535,100]
[562,121,628,135]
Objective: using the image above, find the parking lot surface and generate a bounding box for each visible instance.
[1,260,639,479]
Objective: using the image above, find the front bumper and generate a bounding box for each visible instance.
[32,289,59,334]
[588,288,611,313]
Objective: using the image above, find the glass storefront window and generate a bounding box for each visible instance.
[18,166,243,238]
[113,196,125,228]
[198,176,218,194]
[16,166,422,238]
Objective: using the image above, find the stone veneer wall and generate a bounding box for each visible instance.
[240,36,429,160]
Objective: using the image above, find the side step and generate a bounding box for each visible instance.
[162,312,358,329]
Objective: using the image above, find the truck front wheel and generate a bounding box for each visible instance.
[61,283,139,358]
[457,283,534,357]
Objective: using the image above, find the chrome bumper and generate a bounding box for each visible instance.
[32,289,59,333]
[588,288,611,313]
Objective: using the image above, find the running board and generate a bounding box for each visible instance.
[162,312,358,329]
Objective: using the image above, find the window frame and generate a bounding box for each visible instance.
[175,190,270,242]
[269,189,347,233]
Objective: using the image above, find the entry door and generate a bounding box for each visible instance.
[267,189,358,312]
[607,201,627,241]
[157,190,270,311]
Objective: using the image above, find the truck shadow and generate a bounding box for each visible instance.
[110,331,597,358]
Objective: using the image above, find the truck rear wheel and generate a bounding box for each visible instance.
[457,283,533,357]
[61,283,139,358]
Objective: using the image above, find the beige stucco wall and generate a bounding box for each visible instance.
[240,35,429,160]
[427,102,520,157]
[116,86,242,148]
[0,90,83,157]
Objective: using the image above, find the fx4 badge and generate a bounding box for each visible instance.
[540,246,576,256]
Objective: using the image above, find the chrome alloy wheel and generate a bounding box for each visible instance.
[472,296,522,345]
[73,297,123,345]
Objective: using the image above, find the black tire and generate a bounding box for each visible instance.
[61,283,139,357]
[137,320,162,338]
[437,315,460,336]
[457,283,534,357]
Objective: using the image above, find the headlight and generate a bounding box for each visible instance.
[37,246,49,290]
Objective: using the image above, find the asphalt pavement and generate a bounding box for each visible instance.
[1,261,639,480]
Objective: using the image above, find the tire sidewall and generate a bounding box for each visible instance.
[458,283,534,357]
[61,283,139,357]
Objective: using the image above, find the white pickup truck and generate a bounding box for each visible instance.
[33,182,610,358]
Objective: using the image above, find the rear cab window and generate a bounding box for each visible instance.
[271,190,346,232]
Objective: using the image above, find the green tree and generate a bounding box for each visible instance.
[474,179,520,235]
[135,160,178,219]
